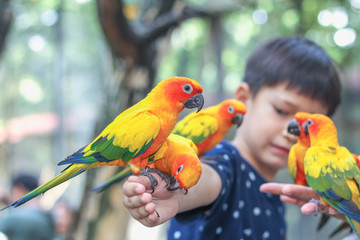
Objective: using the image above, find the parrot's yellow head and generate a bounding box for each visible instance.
[304,113,337,142]
[291,112,337,146]
[218,99,247,128]
[288,112,312,147]
[171,153,202,190]
[152,76,204,113]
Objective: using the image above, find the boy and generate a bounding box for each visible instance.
[122,37,342,239]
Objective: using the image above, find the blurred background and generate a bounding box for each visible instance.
[0,0,359,239]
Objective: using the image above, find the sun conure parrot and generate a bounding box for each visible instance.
[288,112,360,238]
[1,76,204,210]
[172,99,246,156]
[92,134,202,193]
[91,99,246,192]
[287,116,310,186]
[288,112,355,236]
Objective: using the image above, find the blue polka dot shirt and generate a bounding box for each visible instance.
[167,140,286,240]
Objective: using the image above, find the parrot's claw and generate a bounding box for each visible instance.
[309,198,324,215]
[167,177,181,191]
[146,168,172,186]
[140,168,172,192]
[139,169,159,192]
[167,177,188,194]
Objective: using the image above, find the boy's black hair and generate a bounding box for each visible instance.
[243,36,341,116]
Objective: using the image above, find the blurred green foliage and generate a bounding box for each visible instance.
[1,0,360,239]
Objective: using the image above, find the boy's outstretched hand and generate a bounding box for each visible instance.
[122,174,182,227]
[260,183,346,221]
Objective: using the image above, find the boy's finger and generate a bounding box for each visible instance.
[260,183,286,195]
[280,195,307,206]
[301,202,317,214]
[122,181,146,197]
[129,202,156,221]
[260,183,319,203]
[281,185,319,202]
[123,192,152,209]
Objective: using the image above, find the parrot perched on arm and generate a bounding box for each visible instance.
[1,76,204,210]
[92,134,202,193]
[288,112,360,238]
[91,99,246,192]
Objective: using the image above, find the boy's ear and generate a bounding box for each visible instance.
[235,82,251,103]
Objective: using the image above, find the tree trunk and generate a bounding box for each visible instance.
[0,0,12,58]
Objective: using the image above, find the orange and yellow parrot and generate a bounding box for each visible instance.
[172,99,246,156]
[2,76,204,209]
[92,99,246,192]
[287,116,310,186]
[92,134,201,193]
[289,112,360,237]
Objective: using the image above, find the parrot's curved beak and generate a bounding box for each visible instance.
[287,119,300,136]
[184,93,204,113]
[232,114,244,128]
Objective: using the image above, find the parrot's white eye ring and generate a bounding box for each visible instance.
[177,165,184,174]
[228,105,235,114]
[307,119,313,126]
[182,84,193,94]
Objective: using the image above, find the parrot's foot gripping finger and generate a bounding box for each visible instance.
[139,169,159,192]
[309,198,324,215]
[166,177,188,195]
[167,177,181,191]
[145,168,172,187]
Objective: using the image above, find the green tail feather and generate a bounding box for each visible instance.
[1,163,92,210]
[346,216,360,238]
[91,167,133,193]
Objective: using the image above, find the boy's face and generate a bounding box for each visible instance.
[234,82,328,181]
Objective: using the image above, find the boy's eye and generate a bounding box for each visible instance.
[274,107,288,116]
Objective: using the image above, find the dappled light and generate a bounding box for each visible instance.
[1,0,360,240]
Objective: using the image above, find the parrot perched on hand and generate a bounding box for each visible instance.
[287,116,310,186]
[92,134,202,193]
[172,99,246,156]
[288,112,360,237]
[92,99,246,192]
[1,76,204,210]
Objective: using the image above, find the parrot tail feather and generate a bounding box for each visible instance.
[346,216,360,238]
[91,167,133,193]
[1,163,92,210]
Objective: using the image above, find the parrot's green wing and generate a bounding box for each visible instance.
[59,110,161,165]
[305,146,360,223]
[172,113,218,144]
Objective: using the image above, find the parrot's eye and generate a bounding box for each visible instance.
[228,105,235,114]
[182,84,193,94]
[176,165,184,174]
[307,119,313,126]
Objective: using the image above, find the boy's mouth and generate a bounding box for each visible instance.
[271,145,290,156]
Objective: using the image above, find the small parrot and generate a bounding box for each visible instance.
[92,99,246,192]
[92,134,202,193]
[2,76,204,209]
[287,116,310,186]
[172,99,246,156]
[288,112,360,237]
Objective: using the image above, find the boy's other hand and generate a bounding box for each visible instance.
[122,174,181,227]
[260,183,346,221]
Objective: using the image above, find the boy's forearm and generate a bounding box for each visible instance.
[176,163,222,213]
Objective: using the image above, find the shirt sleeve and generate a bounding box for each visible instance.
[174,142,236,222]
